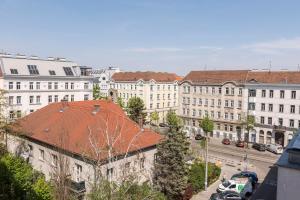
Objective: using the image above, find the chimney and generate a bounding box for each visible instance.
[138,115,143,129]
[60,99,69,112]
[92,104,100,115]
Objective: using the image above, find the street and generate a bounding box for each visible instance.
[190,138,280,200]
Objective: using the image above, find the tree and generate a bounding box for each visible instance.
[199,116,214,191]
[116,97,125,109]
[93,84,101,100]
[126,97,146,124]
[153,130,189,199]
[244,115,255,143]
[166,110,182,132]
[150,111,159,125]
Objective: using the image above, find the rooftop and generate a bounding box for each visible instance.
[13,100,162,161]
[112,71,182,82]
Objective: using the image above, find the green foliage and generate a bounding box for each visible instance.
[88,180,165,200]
[188,161,221,193]
[199,116,214,135]
[246,115,255,131]
[0,153,53,200]
[116,97,125,108]
[93,84,101,100]
[150,111,160,124]
[33,177,53,200]
[153,130,190,200]
[166,110,182,131]
[126,97,146,124]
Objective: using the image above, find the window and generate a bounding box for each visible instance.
[140,158,145,169]
[231,88,234,95]
[71,83,74,89]
[157,94,160,100]
[9,96,13,105]
[212,87,215,94]
[150,85,153,91]
[198,110,202,117]
[225,112,228,120]
[75,164,82,182]
[84,94,89,100]
[71,95,74,102]
[279,104,284,113]
[63,67,74,76]
[261,103,265,111]
[54,95,58,102]
[51,154,58,166]
[48,82,52,89]
[239,88,242,96]
[224,124,228,131]
[29,96,34,104]
[84,83,89,90]
[218,99,221,107]
[16,82,20,90]
[238,101,242,109]
[280,90,285,98]
[36,96,40,104]
[230,113,234,120]
[290,119,295,128]
[269,90,274,98]
[260,116,265,124]
[27,65,39,75]
[39,149,44,161]
[9,111,14,120]
[9,82,13,90]
[65,82,68,90]
[48,95,52,103]
[278,118,283,126]
[217,112,221,119]
[230,100,234,108]
[218,87,222,94]
[193,86,196,93]
[248,103,255,110]
[16,96,21,104]
[211,111,214,118]
[29,82,34,90]
[268,117,272,125]
[291,91,296,99]
[268,104,273,112]
[238,114,241,121]
[49,70,56,75]
[211,99,215,107]
[36,82,40,90]
[249,89,256,97]
[262,90,266,97]
[193,98,196,105]
[225,87,229,95]
[106,168,114,180]
[199,98,202,105]
[225,100,229,107]
[230,125,233,132]
[192,109,196,116]
[10,69,18,74]
[28,144,33,157]
[291,105,295,113]
[205,87,209,93]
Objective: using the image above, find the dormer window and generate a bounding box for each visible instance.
[27,65,39,75]
[49,70,56,75]
[10,69,18,74]
[63,67,74,76]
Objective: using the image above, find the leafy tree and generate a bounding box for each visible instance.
[153,129,189,199]
[126,97,146,124]
[150,111,159,125]
[166,110,182,131]
[199,116,214,136]
[93,84,101,100]
[116,97,125,108]
[32,177,53,200]
[244,115,255,142]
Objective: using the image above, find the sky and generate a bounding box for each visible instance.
[1,0,300,75]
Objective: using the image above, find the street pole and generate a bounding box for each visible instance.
[204,132,208,191]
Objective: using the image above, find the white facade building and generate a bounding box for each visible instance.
[110,71,181,123]
[0,53,93,120]
[91,67,120,97]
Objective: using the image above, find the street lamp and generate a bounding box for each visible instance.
[204,132,209,191]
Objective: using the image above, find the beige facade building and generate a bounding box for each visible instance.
[110,72,181,123]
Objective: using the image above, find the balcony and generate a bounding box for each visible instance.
[67,179,86,195]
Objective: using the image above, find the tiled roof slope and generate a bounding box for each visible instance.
[182,70,300,85]
[112,71,182,82]
[15,100,162,161]
[182,70,250,84]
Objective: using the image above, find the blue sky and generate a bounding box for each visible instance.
[1,0,300,75]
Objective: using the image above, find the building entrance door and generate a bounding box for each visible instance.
[275,132,284,146]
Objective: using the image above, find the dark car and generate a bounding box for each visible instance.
[159,123,169,127]
[252,143,266,151]
[236,140,245,148]
[210,191,241,200]
[222,138,231,145]
[231,171,258,185]
[195,134,205,140]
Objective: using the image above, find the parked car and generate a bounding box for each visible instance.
[236,140,245,148]
[210,191,241,200]
[252,143,266,151]
[217,177,253,198]
[231,171,258,185]
[159,123,169,127]
[266,143,283,154]
[195,134,205,140]
[222,138,231,145]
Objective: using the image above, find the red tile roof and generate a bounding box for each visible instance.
[15,100,162,161]
[182,70,300,85]
[112,71,182,82]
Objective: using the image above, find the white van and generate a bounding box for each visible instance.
[266,143,283,154]
[217,177,252,198]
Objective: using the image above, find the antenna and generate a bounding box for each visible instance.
[269,60,272,72]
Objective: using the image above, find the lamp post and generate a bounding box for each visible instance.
[204,132,209,191]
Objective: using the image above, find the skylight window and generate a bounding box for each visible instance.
[49,70,56,75]
[10,69,18,74]
[27,65,39,75]
[63,67,74,76]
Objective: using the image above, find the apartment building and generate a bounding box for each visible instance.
[245,71,300,147]
[91,67,120,96]
[179,70,248,141]
[4,100,162,197]
[0,53,93,120]
[110,71,181,122]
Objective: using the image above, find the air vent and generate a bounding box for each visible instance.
[30,55,39,60]
[15,54,26,59]
[47,57,55,61]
